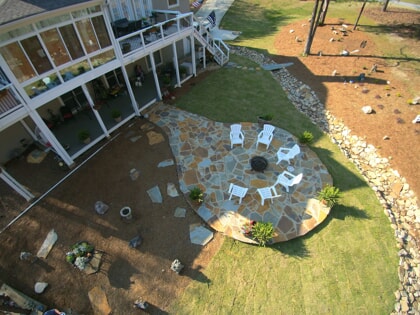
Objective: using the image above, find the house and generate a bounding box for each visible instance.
[0,0,229,198]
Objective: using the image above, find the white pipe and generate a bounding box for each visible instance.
[0,132,121,234]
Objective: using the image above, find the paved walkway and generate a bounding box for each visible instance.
[146,103,333,243]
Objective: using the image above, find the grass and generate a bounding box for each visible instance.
[168,53,398,313]
[167,0,401,313]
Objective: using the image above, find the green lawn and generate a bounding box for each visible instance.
[168,1,398,313]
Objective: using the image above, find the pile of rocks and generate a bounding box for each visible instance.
[231,46,419,314]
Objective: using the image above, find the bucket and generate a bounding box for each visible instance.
[95,201,109,215]
[120,206,132,220]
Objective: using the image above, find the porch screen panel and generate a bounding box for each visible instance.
[133,0,146,20]
[0,43,36,82]
[92,16,111,48]
[76,19,100,54]
[40,29,71,66]
[59,25,85,60]
[21,37,53,75]
[108,2,124,20]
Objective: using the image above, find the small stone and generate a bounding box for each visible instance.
[362,106,373,114]
[34,282,48,294]
[383,135,390,140]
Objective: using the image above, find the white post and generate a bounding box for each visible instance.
[0,168,34,201]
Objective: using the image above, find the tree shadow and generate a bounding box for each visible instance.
[107,257,138,289]
[184,264,212,287]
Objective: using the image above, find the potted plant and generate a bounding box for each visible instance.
[257,114,273,127]
[179,66,188,79]
[316,184,342,208]
[162,75,171,87]
[189,186,204,204]
[298,130,314,145]
[111,109,122,122]
[78,130,91,144]
[251,221,274,247]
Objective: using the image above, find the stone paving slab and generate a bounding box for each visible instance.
[146,103,333,243]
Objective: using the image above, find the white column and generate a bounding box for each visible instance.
[0,167,34,201]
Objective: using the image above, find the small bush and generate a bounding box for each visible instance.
[111,109,121,118]
[317,184,342,207]
[189,187,204,203]
[252,221,274,247]
[78,130,90,141]
[298,130,314,144]
[260,114,274,121]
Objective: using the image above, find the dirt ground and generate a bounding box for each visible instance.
[272,5,420,199]
[0,5,419,315]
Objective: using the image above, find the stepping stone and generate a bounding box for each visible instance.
[158,159,174,167]
[146,131,164,145]
[167,183,179,197]
[37,229,57,258]
[129,135,142,143]
[147,185,163,203]
[189,225,213,246]
[174,207,186,218]
[262,63,294,71]
[88,286,112,315]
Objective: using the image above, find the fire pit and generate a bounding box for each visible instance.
[250,156,268,172]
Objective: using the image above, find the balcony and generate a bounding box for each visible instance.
[114,12,194,57]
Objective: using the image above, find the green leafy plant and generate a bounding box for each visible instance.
[78,130,90,141]
[111,109,122,119]
[251,221,274,247]
[298,130,314,144]
[189,187,204,203]
[259,114,273,121]
[317,184,342,207]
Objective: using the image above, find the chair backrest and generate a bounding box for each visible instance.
[290,144,301,157]
[291,173,303,186]
[263,124,275,136]
[231,124,242,134]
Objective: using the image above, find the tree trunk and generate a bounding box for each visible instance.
[382,0,390,11]
[319,0,330,25]
[303,0,321,56]
[354,0,368,30]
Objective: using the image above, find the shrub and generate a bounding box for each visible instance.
[78,130,90,141]
[252,221,274,247]
[298,130,314,144]
[317,184,342,207]
[189,187,203,203]
[111,109,121,119]
[260,114,274,121]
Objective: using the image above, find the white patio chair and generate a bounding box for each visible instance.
[276,143,300,165]
[228,183,248,204]
[275,171,303,193]
[230,124,245,148]
[256,124,275,150]
[257,185,281,206]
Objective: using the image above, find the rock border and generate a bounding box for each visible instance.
[231,46,419,315]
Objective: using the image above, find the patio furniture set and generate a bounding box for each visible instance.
[228,124,303,206]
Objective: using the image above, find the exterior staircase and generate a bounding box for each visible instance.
[193,16,229,66]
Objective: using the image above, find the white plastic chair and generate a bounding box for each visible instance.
[257,185,281,206]
[276,144,300,165]
[230,124,245,148]
[275,171,303,193]
[228,183,248,204]
[256,124,275,150]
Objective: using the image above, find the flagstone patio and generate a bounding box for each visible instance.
[146,103,333,243]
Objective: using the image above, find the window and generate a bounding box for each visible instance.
[146,51,162,71]
[76,19,100,54]
[59,25,85,60]
[21,36,53,75]
[0,43,36,83]
[40,29,71,66]
[168,0,179,8]
[92,16,111,48]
